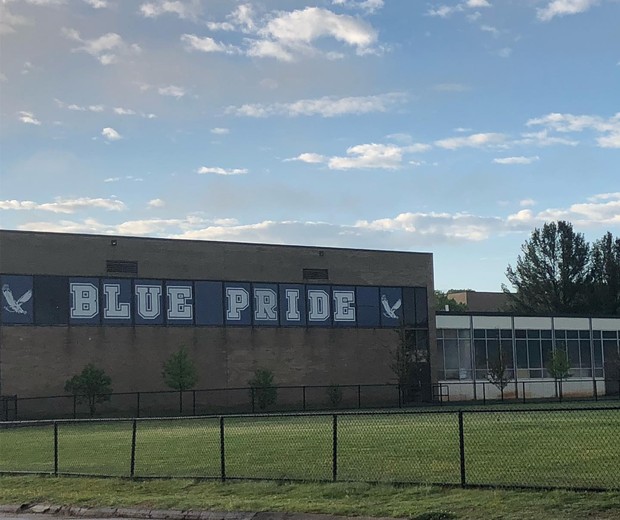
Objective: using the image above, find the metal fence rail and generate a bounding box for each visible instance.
[5,379,620,421]
[1,407,619,491]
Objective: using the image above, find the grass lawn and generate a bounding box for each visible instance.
[1,476,620,520]
[1,407,619,490]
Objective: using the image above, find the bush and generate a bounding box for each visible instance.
[64,364,112,417]
[248,368,277,410]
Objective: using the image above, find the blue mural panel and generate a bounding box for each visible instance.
[415,287,428,327]
[34,276,68,325]
[1,275,34,324]
[165,281,194,326]
[380,287,403,328]
[195,281,223,326]
[332,286,356,327]
[402,287,416,327]
[252,283,279,326]
[225,282,251,326]
[279,284,306,327]
[356,287,380,328]
[102,278,132,325]
[69,277,101,325]
[134,280,164,325]
[307,285,332,327]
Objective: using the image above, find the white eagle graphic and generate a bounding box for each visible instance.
[2,284,32,315]
[381,294,401,319]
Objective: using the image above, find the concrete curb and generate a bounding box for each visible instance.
[0,505,401,520]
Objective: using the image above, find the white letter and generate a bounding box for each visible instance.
[226,287,249,320]
[308,290,330,321]
[333,290,356,322]
[135,285,162,319]
[104,283,130,319]
[285,289,301,321]
[70,282,99,319]
[167,286,193,320]
[254,288,277,321]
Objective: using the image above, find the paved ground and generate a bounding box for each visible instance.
[0,506,401,520]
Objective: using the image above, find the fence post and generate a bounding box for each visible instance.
[193,390,196,416]
[73,395,77,419]
[357,385,361,409]
[136,392,141,418]
[130,419,137,478]
[220,416,226,482]
[251,388,255,414]
[332,414,338,482]
[522,381,526,404]
[53,422,59,476]
[397,385,402,408]
[458,411,466,488]
[302,386,306,412]
[482,382,486,405]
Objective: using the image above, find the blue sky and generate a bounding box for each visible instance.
[1,0,619,291]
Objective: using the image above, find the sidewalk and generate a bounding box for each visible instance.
[0,504,402,520]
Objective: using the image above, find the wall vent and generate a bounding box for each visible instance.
[303,268,329,280]
[106,260,138,274]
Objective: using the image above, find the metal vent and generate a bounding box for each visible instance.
[106,260,138,274]
[303,268,329,280]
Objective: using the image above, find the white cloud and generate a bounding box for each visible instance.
[62,28,141,65]
[148,198,165,208]
[428,0,491,17]
[526,112,620,148]
[516,129,579,147]
[101,127,122,141]
[114,107,136,115]
[494,156,540,165]
[332,0,385,14]
[139,0,201,20]
[158,85,186,98]
[520,199,536,207]
[181,34,239,54]
[0,6,31,35]
[84,0,108,8]
[210,127,230,135]
[0,197,125,213]
[285,153,327,164]
[227,92,406,118]
[18,111,41,125]
[197,166,248,175]
[328,143,404,170]
[435,132,506,149]
[537,0,600,21]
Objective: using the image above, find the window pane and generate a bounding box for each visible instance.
[500,339,513,367]
[527,329,540,339]
[474,329,485,338]
[458,328,471,338]
[444,329,457,339]
[459,339,472,375]
[542,340,553,368]
[500,329,512,339]
[444,339,459,370]
[579,330,590,339]
[487,339,500,364]
[516,340,528,368]
[541,329,552,339]
[580,341,592,367]
[593,340,603,368]
[528,340,542,368]
[515,329,526,339]
[487,329,499,339]
[567,330,579,339]
[475,340,487,369]
[567,340,580,367]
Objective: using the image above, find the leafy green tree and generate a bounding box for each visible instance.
[64,364,112,417]
[504,221,590,314]
[547,348,571,399]
[162,346,198,414]
[248,368,277,411]
[434,290,468,312]
[487,347,512,401]
[390,324,428,403]
[588,232,620,315]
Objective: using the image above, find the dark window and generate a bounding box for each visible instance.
[414,287,428,327]
[302,268,328,280]
[106,260,138,274]
[34,276,69,325]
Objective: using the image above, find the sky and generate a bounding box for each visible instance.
[1,0,619,292]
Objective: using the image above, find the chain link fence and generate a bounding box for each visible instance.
[1,407,619,490]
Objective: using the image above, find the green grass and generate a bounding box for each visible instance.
[2,476,620,520]
[1,408,619,490]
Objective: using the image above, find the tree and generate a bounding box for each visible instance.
[487,347,512,401]
[589,232,620,315]
[64,364,112,417]
[248,368,277,411]
[162,346,198,414]
[504,221,590,314]
[547,348,571,400]
[390,324,428,404]
[434,290,468,312]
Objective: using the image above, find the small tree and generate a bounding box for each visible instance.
[162,346,198,414]
[64,364,112,417]
[390,324,427,404]
[326,384,343,409]
[487,348,512,401]
[248,368,277,411]
[547,348,571,400]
